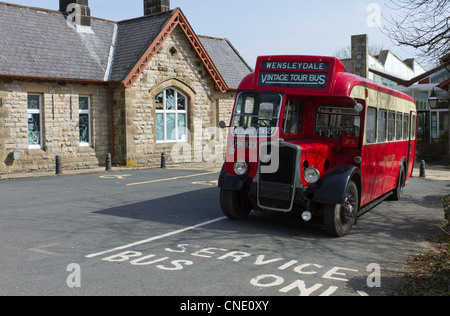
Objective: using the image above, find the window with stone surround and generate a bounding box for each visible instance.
[27,94,43,149]
[155,88,187,142]
[79,96,91,146]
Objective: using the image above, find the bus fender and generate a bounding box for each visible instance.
[397,157,407,180]
[312,165,361,205]
[218,164,246,191]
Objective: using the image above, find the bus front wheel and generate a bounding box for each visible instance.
[323,180,359,237]
[220,188,252,220]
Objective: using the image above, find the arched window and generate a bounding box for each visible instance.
[155,88,188,142]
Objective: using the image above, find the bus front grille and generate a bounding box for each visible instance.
[258,144,299,211]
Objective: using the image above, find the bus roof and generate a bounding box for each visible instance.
[239,55,414,103]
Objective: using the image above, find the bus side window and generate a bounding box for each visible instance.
[378,109,387,143]
[411,114,416,140]
[403,114,410,140]
[366,107,377,144]
[396,112,403,140]
[388,111,395,141]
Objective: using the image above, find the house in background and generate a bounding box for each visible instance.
[340,34,427,86]
[396,66,449,144]
[341,34,449,145]
[370,54,450,145]
[0,0,252,174]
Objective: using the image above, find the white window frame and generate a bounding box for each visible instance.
[27,94,43,149]
[78,96,91,147]
[155,88,188,143]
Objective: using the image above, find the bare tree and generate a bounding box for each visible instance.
[369,44,387,57]
[334,46,352,60]
[334,45,386,60]
[383,0,449,64]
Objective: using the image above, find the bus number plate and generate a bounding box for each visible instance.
[232,140,258,149]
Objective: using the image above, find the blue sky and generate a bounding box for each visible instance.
[4,0,421,68]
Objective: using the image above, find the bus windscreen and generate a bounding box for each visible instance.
[232,92,282,136]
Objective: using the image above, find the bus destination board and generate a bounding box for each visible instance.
[258,61,330,89]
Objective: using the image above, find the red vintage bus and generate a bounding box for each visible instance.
[218,55,417,237]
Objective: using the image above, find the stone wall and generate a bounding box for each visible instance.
[0,88,8,174]
[0,79,110,174]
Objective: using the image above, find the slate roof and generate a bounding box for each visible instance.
[198,36,252,89]
[109,10,174,82]
[0,2,115,81]
[0,2,251,90]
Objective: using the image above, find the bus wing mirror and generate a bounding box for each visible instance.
[219,121,227,129]
[354,103,363,113]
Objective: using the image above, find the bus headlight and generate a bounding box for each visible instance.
[304,167,320,184]
[234,160,248,176]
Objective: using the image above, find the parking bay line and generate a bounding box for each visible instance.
[86,216,227,258]
[126,171,218,186]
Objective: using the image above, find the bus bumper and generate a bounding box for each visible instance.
[218,166,246,191]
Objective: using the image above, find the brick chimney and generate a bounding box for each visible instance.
[60,0,91,27]
[144,0,170,15]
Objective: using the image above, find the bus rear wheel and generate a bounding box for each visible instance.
[220,188,252,220]
[323,180,359,237]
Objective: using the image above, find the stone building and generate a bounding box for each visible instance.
[0,0,252,174]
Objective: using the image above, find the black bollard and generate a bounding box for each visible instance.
[106,153,112,172]
[419,160,426,178]
[161,152,166,169]
[55,155,62,175]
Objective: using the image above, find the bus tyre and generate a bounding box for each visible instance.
[391,166,405,201]
[324,180,359,237]
[220,188,252,220]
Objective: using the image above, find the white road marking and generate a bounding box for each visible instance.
[126,171,218,186]
[100,174,131,180]
[29,243,60,256]
[192,180,219,186]
[86,217,227,258]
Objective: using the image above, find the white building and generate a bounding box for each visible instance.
[341,35,449,144]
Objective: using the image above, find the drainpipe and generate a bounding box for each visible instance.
[109,82,115,159]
